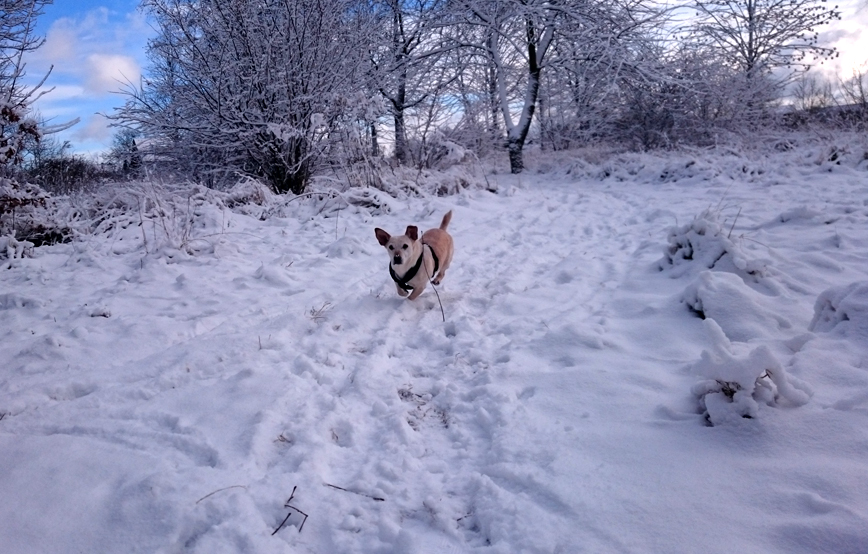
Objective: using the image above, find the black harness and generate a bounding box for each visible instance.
[390,244,439,292]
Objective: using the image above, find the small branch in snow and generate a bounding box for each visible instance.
[728,207,742,239]
[307,302,332,323]
[324,483,385,502]
[195,485,247,505]
[273,486,309,535]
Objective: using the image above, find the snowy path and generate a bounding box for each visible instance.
[2,151,868,553]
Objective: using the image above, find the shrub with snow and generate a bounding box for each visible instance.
[691,321,812,425]
[0,179,72,246]
[659,210,766,279]
[0,234,33,262]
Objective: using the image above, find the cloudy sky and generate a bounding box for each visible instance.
[24,0,150,155]
[23,0,868,156]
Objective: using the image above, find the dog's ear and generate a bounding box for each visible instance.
[405,225,418,241]
[375,228,390,246]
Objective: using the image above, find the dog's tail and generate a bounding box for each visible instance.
[439,210,453,231]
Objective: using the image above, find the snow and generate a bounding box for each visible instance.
[2,142,868,553]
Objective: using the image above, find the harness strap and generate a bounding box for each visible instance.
[389,243,439,291]
[426,244,440,277]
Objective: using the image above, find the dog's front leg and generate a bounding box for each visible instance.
[407,283,426,300]
[396,284,409,297]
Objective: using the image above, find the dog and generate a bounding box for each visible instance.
[375,211,454,300]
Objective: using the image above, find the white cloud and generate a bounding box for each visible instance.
[72,114,113,144]
[40,25,79,65]
[20,6,152,152]
[40,84,86,102]
[820,1,868,76]
[86,54,141,94]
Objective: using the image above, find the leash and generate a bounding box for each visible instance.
[423,245,446,323]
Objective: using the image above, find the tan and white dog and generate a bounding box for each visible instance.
[375,211,454,300]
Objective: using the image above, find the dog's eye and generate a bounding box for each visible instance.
[388,245,394,250]
[402,244,408,250]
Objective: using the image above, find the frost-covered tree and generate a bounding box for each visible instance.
[1,0,50,171]
[117,0,376,194]
[451,0,662,173]
[691,0,841,79]
[370,0,454,166]
[107,128,142,178]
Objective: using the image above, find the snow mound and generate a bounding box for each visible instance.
[692,321,812,425]
[659,210,768,280]
[809,281,868,337]
[682,271,791,342]
[323,236,371,258]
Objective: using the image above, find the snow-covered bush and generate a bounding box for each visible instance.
[0,234,33,262]
[659,210,767,280]
[0,178,72,246]
[691,321,812,425]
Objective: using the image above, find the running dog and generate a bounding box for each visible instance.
[374,211,454,300]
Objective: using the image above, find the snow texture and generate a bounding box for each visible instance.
[2,142,868,553]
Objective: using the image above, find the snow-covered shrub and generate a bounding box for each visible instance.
[0,179,72,246]
[425,134,474,171]
[659,210,767,279]
[0,178,48,214]
[221,177,277,218]
[0,234,33,262]
[809,281,868,338]
[691,321,812,425]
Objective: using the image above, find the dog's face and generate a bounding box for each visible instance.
[375,225,420,268]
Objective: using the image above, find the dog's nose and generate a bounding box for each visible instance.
[393,255,402,265]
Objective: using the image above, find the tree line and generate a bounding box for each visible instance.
[3,0,860,197]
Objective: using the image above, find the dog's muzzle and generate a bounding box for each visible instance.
[393,255,403,265]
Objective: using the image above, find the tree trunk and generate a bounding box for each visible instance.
[506,62,540,174]
[507,138,524,173]
[370,122,379,158]
[393,99,408,165]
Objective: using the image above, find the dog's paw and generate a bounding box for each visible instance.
[432,279,441,285]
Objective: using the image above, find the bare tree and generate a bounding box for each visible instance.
[691,0,841,79]
[370,0,456,166]
[839,67,868,111]
[451,0,662,173]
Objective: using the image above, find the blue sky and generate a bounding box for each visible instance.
[23,1,868,156]
[24,0,152,155]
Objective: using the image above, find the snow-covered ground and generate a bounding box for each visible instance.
[2,143,868,553]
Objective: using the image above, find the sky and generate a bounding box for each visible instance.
[23,0,151,155]
[21,0,868,157]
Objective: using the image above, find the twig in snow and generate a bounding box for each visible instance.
[307,302,332,323]
[272,486,309,535]
[195,485,247,505]
[324,483,385,502]
[728,207,742,239]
